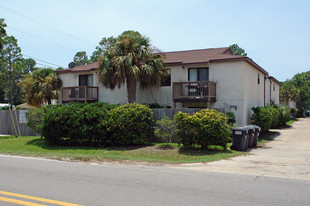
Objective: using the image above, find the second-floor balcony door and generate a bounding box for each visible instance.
[79,74,93,86]
[189,67,209,81]
[79,74,93,98]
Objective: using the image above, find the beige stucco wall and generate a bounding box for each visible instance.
[165,61,266,126]
[208,61,265,126]
[58,61,274,126]
[265,79,271,105]
[58,71,171,106]
[242,62,265,125]
[271,83,280,105]
[265,79,280,106]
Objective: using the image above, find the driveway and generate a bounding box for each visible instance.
[172,118,310,180]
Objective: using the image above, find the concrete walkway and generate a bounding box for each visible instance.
[172,118,310,180]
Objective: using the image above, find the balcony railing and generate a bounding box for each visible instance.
[62,86,98,103]
[173,81,216,102]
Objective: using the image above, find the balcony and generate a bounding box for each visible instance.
[173,81,216,102]
[62,86,98,103]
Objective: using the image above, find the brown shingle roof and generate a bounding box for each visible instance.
[163,47,237,65]
[56,62,99,74]
[56,47,268,75]
[163,47,268,75]
[268,76,281,86]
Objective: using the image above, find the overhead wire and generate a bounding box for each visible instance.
[0,4,96,46]
[22,54,63,68]
[0,4,95,69]
[8,25,77,52]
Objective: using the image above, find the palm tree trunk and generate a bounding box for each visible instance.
[126,78,136,103]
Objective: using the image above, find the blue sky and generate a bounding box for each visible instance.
[1,0,309,81]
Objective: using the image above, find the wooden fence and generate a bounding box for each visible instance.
[0,110,36,136]
[151,108,225,121]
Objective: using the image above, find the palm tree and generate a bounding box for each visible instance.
[20,68,62,107]
[98,31,165,103]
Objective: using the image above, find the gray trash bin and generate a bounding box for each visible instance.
[230,127,249,151]
[247,125,255,148]
[250,125,261,147]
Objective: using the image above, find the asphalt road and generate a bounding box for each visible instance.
[0,155,310,206]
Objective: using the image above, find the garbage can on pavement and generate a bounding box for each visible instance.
[230,127,249,151]
[250,125,261,147]
[246,125,255,148]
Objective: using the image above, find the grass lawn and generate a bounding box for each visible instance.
[0,136,243,164]
[286,119,297,126]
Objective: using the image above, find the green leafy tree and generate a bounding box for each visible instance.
[90,37,116,62]
[0,36,24,106]
[98,30,165,103]
[73,51,90,66]
[0,18,7,51]
[154,116,176,143]
[280,80,300,106]
[229,44,247,56]
[22,58,36,74]
[290,71,310,109]
[20,68,62,106]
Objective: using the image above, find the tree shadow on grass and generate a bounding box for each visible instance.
[178,146,234,157]
[25,138,154,151]
[157,144,175,150]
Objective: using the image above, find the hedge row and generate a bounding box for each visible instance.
[27,103,232,150]
[251,106,291,132]
[27,103,154,146]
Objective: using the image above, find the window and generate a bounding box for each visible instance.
[79,74,93,86]
[273,83,275,91]
[161,69,171,86]
[188,67,209,81]
[257,73,260,84]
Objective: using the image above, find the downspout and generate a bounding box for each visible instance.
[270,80,272,104]
[264,75,266,106]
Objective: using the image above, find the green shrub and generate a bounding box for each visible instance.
[175,109,231,150]
[154,116,176,143]
[226,112,236,126]
[148,102,164,108]
[41,102,118,146]
[26,105,56,134]
[174,112,198,147]
[251,106,291,131]
[278,106,291,126]
[297,108,305,118]
[251,107,273,132]
[106,103,154,146]
[290,108,297,118]
[268,106,280,129]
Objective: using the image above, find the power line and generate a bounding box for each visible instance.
[0,4,97,47]
[35,62,57,68]
[22,53,63,68]
[8,25,77,52]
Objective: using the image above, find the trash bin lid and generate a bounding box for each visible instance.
[248,125,261,130]
[232,127,248,131]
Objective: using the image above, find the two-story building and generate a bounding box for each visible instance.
[56,47,280,126]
